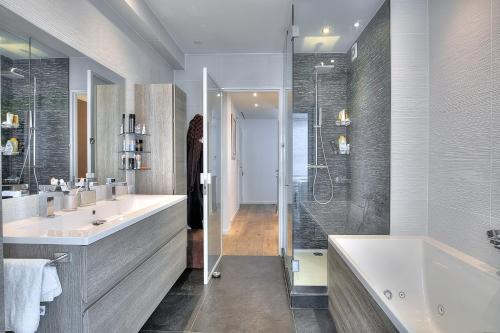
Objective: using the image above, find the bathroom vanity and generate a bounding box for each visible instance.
[3,194,187,333]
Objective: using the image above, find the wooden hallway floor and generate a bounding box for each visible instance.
[223,204,279,256]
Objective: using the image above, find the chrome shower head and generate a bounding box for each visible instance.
[314,65,335,74]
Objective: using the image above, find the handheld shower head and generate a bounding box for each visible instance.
[0,67,25,79]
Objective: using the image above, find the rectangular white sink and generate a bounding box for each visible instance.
[3,194,187,245]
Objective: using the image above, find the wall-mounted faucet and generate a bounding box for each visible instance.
[486,230,500,249]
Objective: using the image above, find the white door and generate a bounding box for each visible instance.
[202,68,223,284]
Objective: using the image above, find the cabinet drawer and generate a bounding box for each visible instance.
[83,229,186,333]
[84,201,186,304]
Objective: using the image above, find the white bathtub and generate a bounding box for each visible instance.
[329,235,500,333]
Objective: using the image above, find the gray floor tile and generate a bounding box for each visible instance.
[141,294,203,332]
[293,309,336,333]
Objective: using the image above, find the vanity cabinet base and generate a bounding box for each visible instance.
[84,230,186,333]
[4,200,187,333]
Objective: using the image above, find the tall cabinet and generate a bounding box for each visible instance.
[135,84,187,195]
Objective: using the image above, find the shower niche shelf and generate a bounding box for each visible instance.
[330,140,350,155]
[335,120,351,127]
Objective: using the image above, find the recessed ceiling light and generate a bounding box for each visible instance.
[354,21,360,28]
[254,103,259,108]
[253,92,258,97]
[321,26,330,35]
[330,59,335,63]
[216,93,221,97]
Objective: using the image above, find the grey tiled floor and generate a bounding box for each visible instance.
[141,256,336,333]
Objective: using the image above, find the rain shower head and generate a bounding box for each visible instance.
[0,67,25,80]
[314,65,335,74]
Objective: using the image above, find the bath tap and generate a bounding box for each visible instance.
[486,230,500,249]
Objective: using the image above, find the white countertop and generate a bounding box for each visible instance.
[3,194,187,245]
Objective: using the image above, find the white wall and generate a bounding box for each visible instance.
[390,0,429,235]
[221,95,240,233]
[174,53,284,124]
[241,119,279,204]
[0,0,174,112]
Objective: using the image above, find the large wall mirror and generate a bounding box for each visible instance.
[0,17,125,198]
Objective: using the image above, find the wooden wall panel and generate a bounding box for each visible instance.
[135,84,186,195]
[174,86,187,195]
[96,84,124,184]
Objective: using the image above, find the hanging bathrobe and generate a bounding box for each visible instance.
[186,114,204,229]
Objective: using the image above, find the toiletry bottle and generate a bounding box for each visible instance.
[136,154,141,169]
[142,124,146,134]
[139,139,143,152]
[121,114,125,134]
[128,114,134,133]
[122,154,126,169]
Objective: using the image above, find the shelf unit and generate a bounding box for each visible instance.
[119,130,151,171]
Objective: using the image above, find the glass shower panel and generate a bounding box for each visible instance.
[202,67,222,284]
[284,25,294,287]
[290,0,391,290]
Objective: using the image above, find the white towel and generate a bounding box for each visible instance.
[4,259,62,333]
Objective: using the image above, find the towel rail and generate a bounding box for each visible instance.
[47,252,70,266]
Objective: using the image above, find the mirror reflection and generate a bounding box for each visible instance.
[0,28,125,198]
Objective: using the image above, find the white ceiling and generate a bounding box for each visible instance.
[145,0,290,54]
[293,0,385,53]
[230,92,279,119]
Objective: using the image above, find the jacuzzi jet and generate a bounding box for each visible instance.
[437,304,445,316]
[398,291,406,299]
[383,289,393,300]
[313,252,323,256]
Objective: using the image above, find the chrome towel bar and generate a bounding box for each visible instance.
[47,252,70,266]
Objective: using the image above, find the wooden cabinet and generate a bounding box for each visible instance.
[4,200,187,333]
[135,84,187,195]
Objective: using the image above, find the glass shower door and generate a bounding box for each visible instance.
[202,67,222,284]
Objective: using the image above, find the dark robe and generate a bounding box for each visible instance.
[186,114,204,229]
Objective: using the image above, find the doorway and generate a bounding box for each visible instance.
[221,91,280,256]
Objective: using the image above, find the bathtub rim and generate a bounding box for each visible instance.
[328,235,500,333]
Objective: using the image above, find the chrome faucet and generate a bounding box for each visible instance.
[486,230,500,249]
[106,178,117,201]
[39,193,56,218]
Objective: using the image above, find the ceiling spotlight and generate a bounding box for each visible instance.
[254,103,259,108]
[354,21,360,28]
[253,92,258,97]
[321,26,330,35]
[330,59,335,63]
[216,93,221,97]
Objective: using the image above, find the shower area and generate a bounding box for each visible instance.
[285,0,391,306]
[0,29,69,196]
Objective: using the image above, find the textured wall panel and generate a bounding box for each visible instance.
[428,0,500,267]
[292,1,390,248]
[390,0,429,235]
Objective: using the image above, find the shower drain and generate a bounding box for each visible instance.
[437,304,445,316]
[313,252,324,256]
